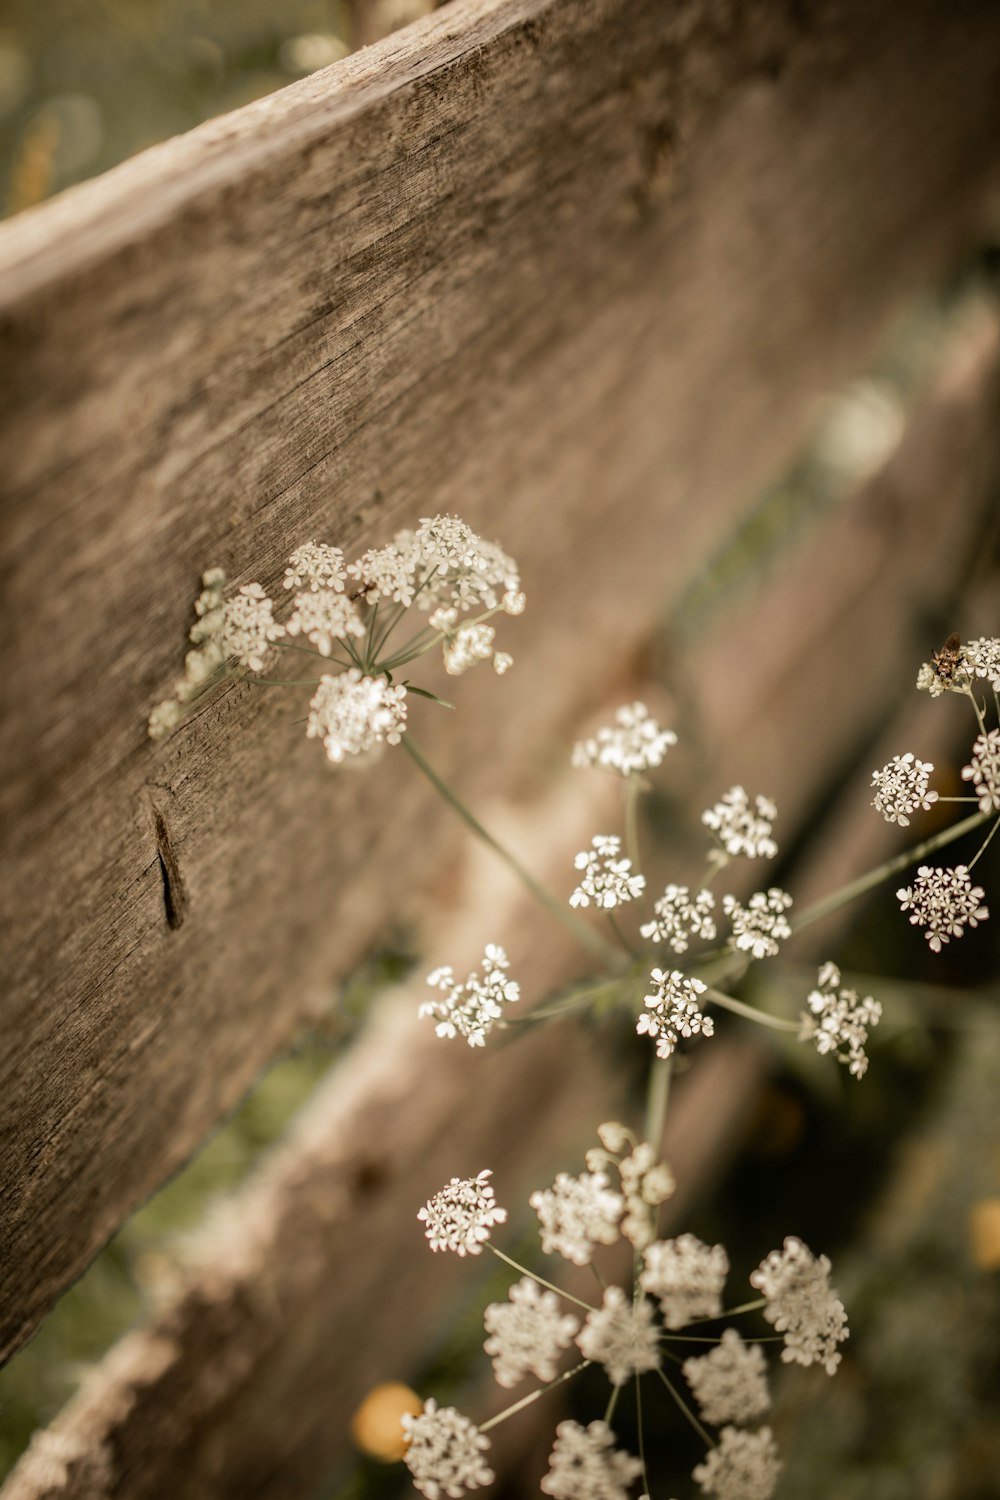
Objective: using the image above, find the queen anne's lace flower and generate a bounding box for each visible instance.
[443,622,497,676]
[638,971,714,1060]
[420,945,520,1047]
[148,570,228,738]
[401,1400,493,1500]
[966,636,1000,689]
[483,1278,579,1388]
[571,703,678,777]
[702,787,778,861]
[799,961,881,1079]
[283,541,346,593]
[414,515,522,615]
[541,1421,643,1500]
[570,836,645,910]
[586,1129,675,1251]
[961,729,1000,814]
[723,889,793,960]
[683,1329,770,1425]
[576,1287,661,1386]
[222,582,284,670]
[285,588,364,654]
[641,1234,728,1329]
[530,1170,623,1265]
[418,1170,507,1256]
[347,532,422,605]
[640,885,717,952]
[896,864,989,952]
[750,1237,848,1373]
[871,752,938,826]
[306,670,407,762]
[693,1426,782,1500]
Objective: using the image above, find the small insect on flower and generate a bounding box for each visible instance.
[931,632,963,682]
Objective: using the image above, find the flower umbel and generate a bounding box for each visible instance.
[702,786,778,862]
[572,702,678,777]
[896,864,989,952]
[541,1420,643,1500]
[870,752,938,826]
[401,1400,493,1500]
[961,729,1000,814]
[483,1278,579,1389]
[723,888,793,960]
[420,945,520,1047]
[637,970,714,1060]
[640,1234,728,1329]
[418,1170,507,1257]
[530,1169,623,1265]
[570,836,646,910]
[692,1426,782,1500]
[799,961,881,1079]
[683,1328,770,1425]
[750,1236,848,1374]
[306,670,408,763]
[575,1286,661,1386]
[640,884,717,953]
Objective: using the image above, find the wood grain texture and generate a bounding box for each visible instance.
[2,0,1000,1364]
[4,314,997,1498]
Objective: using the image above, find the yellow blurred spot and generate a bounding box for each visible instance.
[969,1199,1000,1271]
[351,1381,422,1461]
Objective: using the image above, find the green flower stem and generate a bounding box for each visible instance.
[487,1245,596,1313]
[791,808,990,936]
[654,1367,713,1447]
[479,1361,591,1434]
[704,987,800,1033]
[624,773,643,872]
[685,1297,766,1326]
[402,734,622,966]
[505,973,642,1025]
[604,1384,621,1424]
[635,1374,650,1499]
[243,676,324,687]
[644,1056,673,1152]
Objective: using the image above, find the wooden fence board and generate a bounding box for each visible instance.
[2,0,1000,1364]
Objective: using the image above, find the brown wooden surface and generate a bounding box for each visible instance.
[2,313,998,1499]
[2,0,1000,1366]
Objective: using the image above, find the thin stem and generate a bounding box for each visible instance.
[686,1297,766,1325]
[361,599,380,670]
[402,735,622,966]
[243,676,324,687]
[644,1056,673,1152]
[704,987,800,1033]
[791,809,990,936]
[654,1367,713,1447]
[487,1245,596,1314]
[624,774,642,872]
[962,683,988,738]
[604,1385,621,1424]
[274,639,334,661]
[635,1375,650,1498]
[608,912,639,958]
[968,812,1000,872]
[505,974,640,1025]
[479,1361,591,1433]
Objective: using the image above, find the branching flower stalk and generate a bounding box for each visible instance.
[149,527,996,1497]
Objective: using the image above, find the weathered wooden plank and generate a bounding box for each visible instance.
[2,0,999,1365]
[5,314,997,1498]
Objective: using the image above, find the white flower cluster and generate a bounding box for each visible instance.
[572,702,677,777]
[418,1170,507,1257]
[965,635,1000,689]
[750,1236,848,1374]
[702,786,778,862]
[483,1278,579,1388]
[916,634,1000,695]
[640,884,717,953]
[402,1400,494,1500]
[896,864,989,952]
[570,836,646,910]
[530,1168,624,1266]
[799,961,881,1079]
[149,515,524,747]
[693,1425,782,1500]
[584,1125,675,1252]
[683,1328,770,1425]
[961,728,1000,814]
[870,752,938,826]
[723,888,793,959]
[637,970,714,1060]
[576,1286,661,1386]
[541,1420,643,1500]
[419,945,520,1047]
[306,669,407,763]
[640,1233,729,1329]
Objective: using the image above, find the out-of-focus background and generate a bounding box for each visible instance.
[0,0,443,219]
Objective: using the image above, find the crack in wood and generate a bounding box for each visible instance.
[150,801,187,931]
